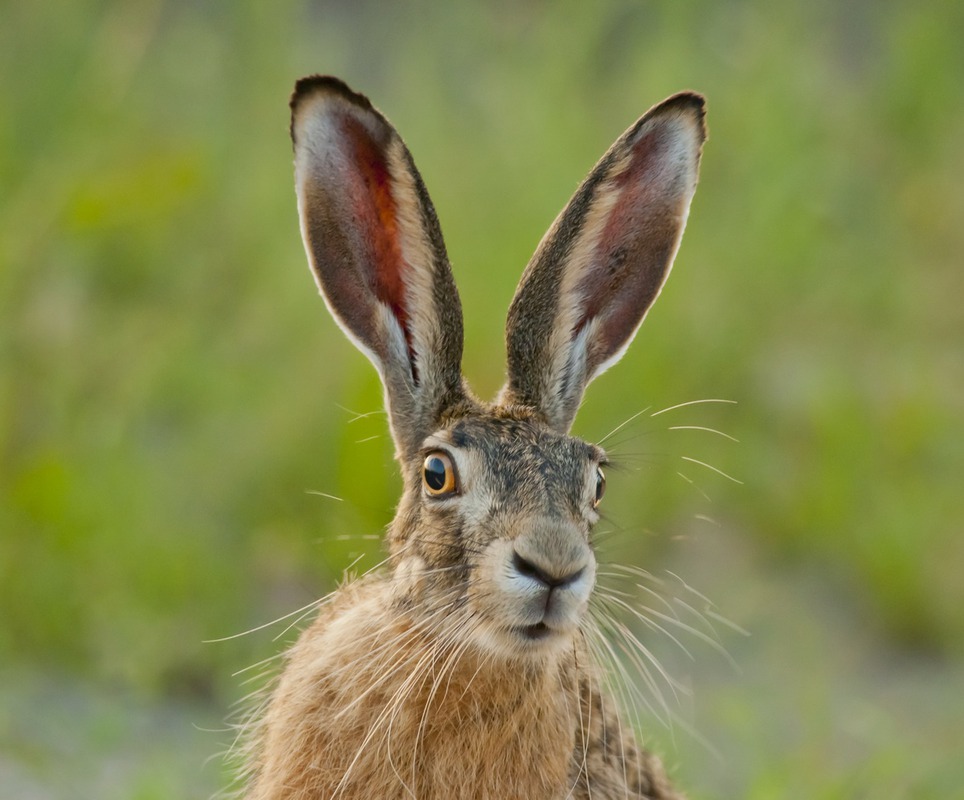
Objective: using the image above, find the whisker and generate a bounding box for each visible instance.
[587,608,673,725]
[594,575,677,621]
[668,595,727,643]
[272,600,329,643]
[598,562,664,585]
[333,610,476,798]
[704,607,752,638]
[680,455,744,484]
[306,490,344,502]
[335,403,386,423]
[598,590,696,662]
[631,599,738,669]
[597,406,652,446]
[603,565,749,669]
[649,398,737,417]
[204,595,329,643]
[676,470,713,502]
[232,652,285,680]
[667,424,739,442]
[663,570,715,607]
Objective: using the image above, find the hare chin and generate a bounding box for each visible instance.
[470,617,581,661]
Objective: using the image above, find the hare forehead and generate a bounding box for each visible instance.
[443,416,600,493]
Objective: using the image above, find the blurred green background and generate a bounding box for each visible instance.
[2,0,963,797]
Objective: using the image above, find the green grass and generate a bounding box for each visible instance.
[2,0,963,794]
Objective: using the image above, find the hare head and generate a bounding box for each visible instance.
[290,76,705,663]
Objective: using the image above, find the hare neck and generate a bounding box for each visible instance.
[335,609,583,797]
[251,587,588,799]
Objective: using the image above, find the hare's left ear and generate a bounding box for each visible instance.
[290,76,464,458]
[500,93,706,433]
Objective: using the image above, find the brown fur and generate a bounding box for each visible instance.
[238,76,705,799]
[246,572,681,799]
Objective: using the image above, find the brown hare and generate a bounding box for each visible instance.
[241,75,706,800]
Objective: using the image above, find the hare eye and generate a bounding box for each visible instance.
[593,466,606,507]
[423,452,458,496]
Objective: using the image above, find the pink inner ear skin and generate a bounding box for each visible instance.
[341,114,415,366]
[574,126,681,359]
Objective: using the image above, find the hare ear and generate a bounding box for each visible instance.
[290,76,464,457]
[500,93,706,432]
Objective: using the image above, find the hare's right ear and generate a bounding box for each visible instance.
[290,76,464,457]
[501,93,706,433]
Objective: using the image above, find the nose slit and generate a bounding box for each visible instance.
[512,550,585,590]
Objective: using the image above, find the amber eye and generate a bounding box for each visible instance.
[422,451,458,496]
[593,466,606,508]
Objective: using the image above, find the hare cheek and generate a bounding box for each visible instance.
[392,555,427,598]
[469,540,524,614]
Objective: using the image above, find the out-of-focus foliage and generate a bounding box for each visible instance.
[1,0,962,794]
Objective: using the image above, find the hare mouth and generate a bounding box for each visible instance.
[515,622,553,641]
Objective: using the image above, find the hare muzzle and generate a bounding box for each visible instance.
[472,529,597,656]
[506,521,595,630]
[474,517,597,649]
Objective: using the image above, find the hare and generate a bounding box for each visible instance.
[241,75,706,800]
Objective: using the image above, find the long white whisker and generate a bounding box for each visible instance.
[600,591,696,662]
[334,635,447,798]
[306,489,345,501]
[335,403,386,423]
[590,599,674,722]
[634,600,738,669]
[680,455,744,484]
[204,595,329,643]
[597,406,652,446]
[676,470,713,502]
[650,398,737,417]
[705,607,752,638]
[667,424,739,442]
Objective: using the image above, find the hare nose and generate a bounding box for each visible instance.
[512,550,585,590]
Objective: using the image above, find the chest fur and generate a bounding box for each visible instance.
[249,599,583,799]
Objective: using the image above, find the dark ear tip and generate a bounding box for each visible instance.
[289,75,377,143]
[290,75,372,111]
[662,90,706,110]
[655,91,708,143]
